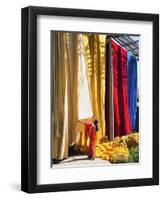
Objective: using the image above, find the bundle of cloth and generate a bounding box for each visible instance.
[96,133,139,163]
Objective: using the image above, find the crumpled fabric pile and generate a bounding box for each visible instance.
[96,133,139,163]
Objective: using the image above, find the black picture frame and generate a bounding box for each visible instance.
[21,6,159,193]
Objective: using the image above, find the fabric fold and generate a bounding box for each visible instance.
[51,32,68,160]
[127,53,138,130]
[82,34,106,142]
[111,39,132,137]
[118,45,132,135]
[111,39,121,137]
[65,33,79,145]
[105,36,114,140]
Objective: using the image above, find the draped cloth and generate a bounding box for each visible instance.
[51,32,68,160]
[127,53,137,130]
[119,45,132,135]
[78,35,93,120]
[73,34,93,148]
[52,32,93,159]
[82,34,106,142]
[111,39,132,137]
[105,37,114,140]
[51,34,133,160]
[66,33,79,145]
[52,32,79,160]
[111,40,121,137]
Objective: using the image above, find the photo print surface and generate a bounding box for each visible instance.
[51,31,140,167]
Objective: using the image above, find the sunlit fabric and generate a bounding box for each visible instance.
[78,34,93,120]
[52,32,79,160]
[65,33,79,145]
[82,34,106,142]
[51,33,136,160]
[127,53,138,130]
[51,32,68,160]
[52,32,96,159]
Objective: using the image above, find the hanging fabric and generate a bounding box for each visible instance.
[118,45,132,136]
[82,34,106,142]
[52,32,79,160]
[52,32,96,160]
[78,34,93,120]
[51,32,136,160]
[111,39,132,137]
[73,34,93,148]
[127,53,138,130]
[105,36,114,140]
[111,39,121,137]
[51,32,68,160]
[65,33,79,145]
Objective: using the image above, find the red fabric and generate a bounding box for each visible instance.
[85,123,96,159]
[112,40,121,137]
[111,40,131,137]
[119,46,132,135]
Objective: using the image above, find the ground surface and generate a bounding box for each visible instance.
[52,155,111,168]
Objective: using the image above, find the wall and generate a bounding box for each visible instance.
[0,0,161,199]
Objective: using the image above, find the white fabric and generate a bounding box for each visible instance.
[78,35,93,120]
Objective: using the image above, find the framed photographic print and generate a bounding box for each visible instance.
[21,6,159,193]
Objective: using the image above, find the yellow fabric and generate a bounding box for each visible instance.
[74,34,94,149]
[96,142,129,163]
[74,119,92,150]
[51,32,68,159]
[74,122,85,146]
[82,34,106,142]
[96,133,139,163]
[52,32,79,159]
[52,33,107,159]
[65,33,79,145]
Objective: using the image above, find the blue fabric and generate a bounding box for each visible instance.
[127,53,138,130]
